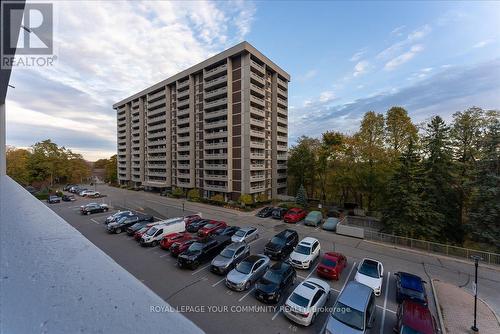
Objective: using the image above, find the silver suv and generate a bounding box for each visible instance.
[210,242,250,275]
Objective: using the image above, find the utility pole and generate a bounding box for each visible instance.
[470,255,482,332]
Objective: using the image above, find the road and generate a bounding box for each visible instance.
[45,184,500,334]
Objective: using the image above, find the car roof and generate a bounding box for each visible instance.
[398,272,424,292]
[278,229,297,237]
[307,211,321,215]
[361,258,381,266]
[295,278,327,299]
[337,281,373,311]
[402,300,434,333]
[324,252,343,260]
[299,237,318,246]
[269,261,292,273]
[239,226,256,232]
[288,208,302,212]
[225,242,246,251]
[242,254,265,264]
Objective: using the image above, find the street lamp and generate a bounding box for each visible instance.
[470,255,483,332]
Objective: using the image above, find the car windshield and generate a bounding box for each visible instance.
[359,261,380,278]
[321,258,337,267]
[295,245,311,255]
[331,301,364,331]
[236,261,253,274]
[187,242,204,252]
[146,227,158,236]
[117,216,128,224]
[234,230,246,237]
[261,270,281,284]
[270,237,285,246]
[289,293,309,308]
[203,223,216,229]
[220,248,235,258]
[401,325,425,334]
[130,223,141,229]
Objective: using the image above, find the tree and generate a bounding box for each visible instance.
[210,194,224,203]
[296,184,308,207]
[171,187,184,198]
[187,188,201,201]
[238,194,253,206]
[316,131,343,203]
[104,155,117,184]
[287,136,319,197]
[6,147,30,185]
[467,111,500,250]
[422,116,459,242]
[385,106,418,156]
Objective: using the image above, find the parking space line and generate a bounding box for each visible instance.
[191,264,211,276]
[238,287,255,302]
[380,271,391,332]
[90,218,100,224]
[296,274,307,280]
[247,237,261,247]
[159,254,169,258]
[271,306,282,320]
[376,305,396,314]
[212,278,225,287]
[305,263,320,280]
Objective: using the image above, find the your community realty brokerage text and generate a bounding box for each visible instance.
[150,305,352,314]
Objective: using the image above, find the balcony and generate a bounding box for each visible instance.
[278,77,287,89]
[250,117,265,128]
[250,107,265,117]
[177,89,190,99]
[204,109,227,120]
[205,97,227,109]
[250,152,265,159]
[177,126,190,134]
[204,86,227,100]
[177,79,189,90]
[278,87,288,98]
[148,107,166,118]
[177,180,192,188]
[177,135,190,143]
[250,174,265,182]
[250,72,265,86]
[204,183,227,192]
[148,89,165,101]
[277,125,288,133]
[147,98,165,110]
[149,139,167,146]
[205,119,227,130]
[277,181,287,188]
[148,131,167,139]
[250,163,265,170]
[148,122,166,132]
[204,141,227,149]
[250,141,265,149]
[205,131,228,139]
[250,95,265,107]
[277,144,288,151]
[204,63,227,79]
[177,108,190,117]
[250,183,266,192]
[205,75,227,89]
[177,116,190,126]
[204,174,228,181]
[251,60,265,74]
[204,163,228,170]
[177,145,191,152]
[204,152,228,159]
[250,83,265,97]
[278,97,287,107]
[147,154,166,161]
[250,129,265,139]
[148,171,167,177]
[277,135,288,142]
[177,98,189,108]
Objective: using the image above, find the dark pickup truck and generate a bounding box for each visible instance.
[177,235,232,269]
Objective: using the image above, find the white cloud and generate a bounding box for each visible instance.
[385,45,424,71]
[353,60,369,77]
[391,25,406,36]
[378,24,431,60]
[473,39,494,48]
[297,69,318,81]
[350,49,366,62]
[319,91,335,102]
[7,0,256,160]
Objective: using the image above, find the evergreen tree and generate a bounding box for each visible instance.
[296,184,308,207]
[467,113,500,250]
[422,116,459,242]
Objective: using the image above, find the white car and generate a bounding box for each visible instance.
[354,258,384,296]
[84,190,100,198]
[231,226,259,243]
[283,278,330,326]
[140,218,185,247]
[288,237,320,269]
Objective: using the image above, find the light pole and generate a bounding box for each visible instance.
[471,255,482,332]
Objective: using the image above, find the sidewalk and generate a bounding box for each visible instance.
[434,280,500,334]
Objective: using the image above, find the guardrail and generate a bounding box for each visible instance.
[363,230,500,265]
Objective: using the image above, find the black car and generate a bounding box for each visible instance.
[186,219,210,233]
[80,203,109,215]
[177,236,231,269]
[213,226,240,237]
[264,229,299,260]
[126,221,151,236]
[62,194,76,202]
[47,195,61,204]
[256,207,274,218]
[395,272,428,306]
[107,214,154,234]
[254,262,296,304]
[105,210,134,225]
[271,208,287,220]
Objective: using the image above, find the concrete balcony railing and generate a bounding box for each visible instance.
[148,131,167,140]
[250,174,265,182]
[204,75,227,89]
[205,97,227,109]
[277,117,288,125]
[204,109,227,120]
[177,98,189,108]
[205,131,228,139]
[204,163,228,170]
[0,176,202,334]
[277,107,287,116]
[177,79,189,90]
[204,183,227,191]
[277,181,287,188]
[204,174,228,181]
[250,141,265,149]
[204,141,227,149]
[250,152,265,159]
[204,86,227,100]
[177,145,191,152]
[277,97,287,107]
[250,83,265,96]
[147,98,165,110]
[250,117,265,128]
[250,107,265,118]
[148,89,165,101]
[177,108,190,117]
[277,125,288,133]
[277,135,288,142]
[177,135,190,143]
[177,126,190,135]
[250,72,265,86]
[277,144,288,151]
[149,139,167,146]
[250,95,265,107]
[148,122,166,132]
[250,163,265,170]
[278,77,287,88]
[148,107,166,118]
[177,89,190,99]
[204,63,227,78]
[177,117,190,126]
[250,129,265,139]
[204,152,228,159]
[251,60,265,74]
[204,119,227,130]
[147,154,167,161]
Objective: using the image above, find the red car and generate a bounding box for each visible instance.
[394,300,438,334]
[283,208,307,223]
[316,252,347,280]
[197,221,227,237]
[160,232,193,250]
[170,238,198,257]
[184,214,202,226]
[134,227,149,241]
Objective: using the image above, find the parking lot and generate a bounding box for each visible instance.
[45,184,500,334]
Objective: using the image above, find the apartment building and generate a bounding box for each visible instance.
[113,42,289,201]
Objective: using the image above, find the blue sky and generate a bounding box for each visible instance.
[6,1,500,160]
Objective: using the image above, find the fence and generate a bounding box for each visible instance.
[364,230,500,266]
[345,216,382,231]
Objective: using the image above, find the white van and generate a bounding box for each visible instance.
[139,217,185,247]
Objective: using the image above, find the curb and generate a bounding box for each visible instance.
[461,285,500,327]
[431,279,447,334]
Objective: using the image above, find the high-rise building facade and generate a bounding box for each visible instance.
[113,42,289,201]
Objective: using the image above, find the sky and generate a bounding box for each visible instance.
[6,0,500,161]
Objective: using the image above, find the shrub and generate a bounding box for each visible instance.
[238,194,253,206]
[210,194,225,203]
[187,188,201,201]
[255,193,268,203]
[279,202,302,210]
[171,187,184,198]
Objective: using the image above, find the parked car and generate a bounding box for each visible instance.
[78,189,91,196]
[283,208,307,223]
[47,195,61,204]
[256,206,274,218]
[184,214,202,226]
[69,186,81,193]
[316,252,347,280]
[354,258,384,296]
[210,242,250,275]
[254,262,296,304]
[160,232,194,250]
[126,221,157,236]
[231,226,259,243]
[177,236,231,269]
[283,278,330,326]
[170,238,198,257]
[304,211,323,227]
[288,237,320,269]
[325,281,376,334]
[134,226,149,241]
[84,191,101,198]
[105,210,133,224]
[185,219,210,233]
[107,214,153,234]
[62,194,76,202]
[140,218,185,247]
[197,221,227,238]
[213,226,240,237]
[271,207,288,220]
[395,272,428,306]
[63,184,76,191]
[394,300,438,334]
[226,254,270,291]
[264,229,299,260]
[322,217,340,231]
[80,203,109,215]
